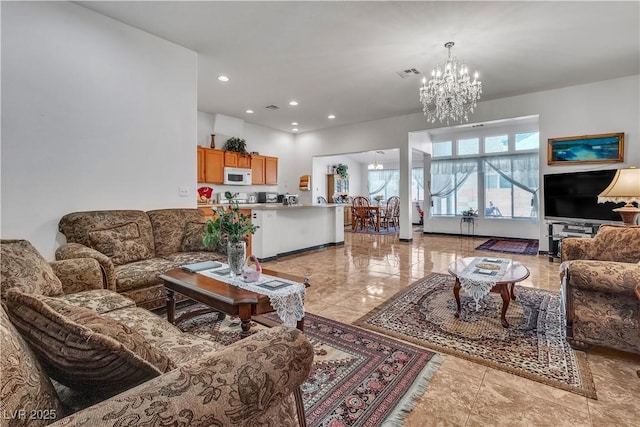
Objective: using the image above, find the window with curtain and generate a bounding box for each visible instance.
[368,169,399,201]
[483,153,539,218]
[430,130,539,219]
[367,168,427,202]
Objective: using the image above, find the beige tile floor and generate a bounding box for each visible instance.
[262,230,640,427]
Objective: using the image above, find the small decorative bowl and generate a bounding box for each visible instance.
[242,269,261,283]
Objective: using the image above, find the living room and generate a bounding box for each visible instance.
[2,1,639,426]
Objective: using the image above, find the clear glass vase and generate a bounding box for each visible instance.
[227,241,247,277]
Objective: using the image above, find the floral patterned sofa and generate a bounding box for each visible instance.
[57,209,224,310]
[560,224,640,354]
[1,239,313,427]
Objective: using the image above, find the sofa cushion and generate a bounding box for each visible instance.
[0,239,64,300]
[58,210,156,257]
[0,305,64,426]
[88,222,153,265]
[56,289,136,314]
[114,258,177,293]
[180,221,207,252]
[592,224,640,263]
[4,290,175,394]
[147,209,205,257]
[162,251,227,266]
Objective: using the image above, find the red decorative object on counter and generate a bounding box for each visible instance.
[198,187,213,199]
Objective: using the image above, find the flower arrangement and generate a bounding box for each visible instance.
[373,194,384,203]
[203,192,258,248]
[461,208,478,217]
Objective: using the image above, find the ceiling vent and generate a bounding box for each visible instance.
[396,68,421,79]
[265,105,280,110]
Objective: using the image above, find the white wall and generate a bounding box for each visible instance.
[196,112,296,199]
[296,75,640,249]
[1,2,198,258]
[311,156,364,203]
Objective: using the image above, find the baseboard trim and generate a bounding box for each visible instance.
[257,242,344,262]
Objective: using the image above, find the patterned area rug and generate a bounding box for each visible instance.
[354,273,597,399]
[161,304,442,426]
[475,237,539,255]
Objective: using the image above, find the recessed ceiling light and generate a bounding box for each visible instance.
[245,109,254,114]
[292,128,299,132]
[289,100,299,106]
[217,75,229,82]
[291,122,298,126]
[328,114,336,119]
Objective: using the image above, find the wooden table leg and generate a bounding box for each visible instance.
[166,289,176,324]
[239,304,252,338]
[296,317,305,331]
[509,282,516,300]
[453,278,462,319]
[293,387,307,427]
[500,285,511,328]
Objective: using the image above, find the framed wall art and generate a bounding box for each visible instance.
[547,132,624,165]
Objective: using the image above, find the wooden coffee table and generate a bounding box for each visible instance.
[448,257,530,328]
[160,268,308,338]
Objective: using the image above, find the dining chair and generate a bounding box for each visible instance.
[351,196,375,231]
[381,196,399,230]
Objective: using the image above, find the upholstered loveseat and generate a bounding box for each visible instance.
[1,239,313,426]
[560,224,640,354]
[56,209,224,310]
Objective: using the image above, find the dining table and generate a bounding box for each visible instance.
[352,205,381,232]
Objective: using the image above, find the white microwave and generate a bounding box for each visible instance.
[224,167,252,185]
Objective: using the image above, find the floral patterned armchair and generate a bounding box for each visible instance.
[560,224,640,354]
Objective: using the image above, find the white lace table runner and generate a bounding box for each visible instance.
[198,265,306,327]
[458,257,512,310]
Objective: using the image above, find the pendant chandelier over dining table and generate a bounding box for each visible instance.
[419,41,482,124]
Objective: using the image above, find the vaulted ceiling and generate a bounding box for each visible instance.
[80,1,639,134]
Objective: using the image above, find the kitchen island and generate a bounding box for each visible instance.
[198,203,345,261]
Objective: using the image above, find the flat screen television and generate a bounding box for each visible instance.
[543,169,620,224]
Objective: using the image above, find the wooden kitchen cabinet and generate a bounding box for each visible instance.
[223,151,251,168]
[197,148,224,184]
[251,155,265,185]
[197,147,205,183]
[265,156,278,185]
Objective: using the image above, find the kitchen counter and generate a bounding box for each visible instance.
[197,203,344,261]
[197,203,342,210]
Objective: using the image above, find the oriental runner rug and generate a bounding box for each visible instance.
[475,237,539,256]
[354,273,597,399]
[162,304,442,426]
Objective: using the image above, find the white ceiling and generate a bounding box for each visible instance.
[79,1,639,134]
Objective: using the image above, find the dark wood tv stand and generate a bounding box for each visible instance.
[547,221,599,262]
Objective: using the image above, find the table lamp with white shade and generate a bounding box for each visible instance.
[597,167,640,226]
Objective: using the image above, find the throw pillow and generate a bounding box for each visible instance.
[88,222,152,265]
[1,306,64,426]
[180,221,207,252]
[1,239,64,300]
[4,290,175,394]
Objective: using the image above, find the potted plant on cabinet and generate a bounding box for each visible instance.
[203,192,258,276]
[223,137,248,154]
[336,163,348,179]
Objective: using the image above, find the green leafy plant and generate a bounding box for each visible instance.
[223,137,247,154]
[336,163,348,179]
[203,192,258,247]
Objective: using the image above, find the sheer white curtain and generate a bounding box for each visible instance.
[429,159,478,198]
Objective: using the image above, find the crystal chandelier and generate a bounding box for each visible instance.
[419,42,482,124]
